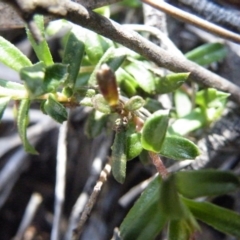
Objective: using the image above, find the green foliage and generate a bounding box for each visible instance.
[111,131,127,183]
[141,110,169,152]
[185,42,227,66]
[0,36,32,71]
[0,14,238,240]
[26,15,53,66]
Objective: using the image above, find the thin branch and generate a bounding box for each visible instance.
[72,162,111,240]
[51,121,68,240]
[166,0,240,34]
[6,0,240,105]
[149,152,169,179]
[142,0,240,44]
[13,193,43,240]
[61,2,240,105]
[65,134,112,240]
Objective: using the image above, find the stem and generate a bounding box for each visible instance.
[142,0,240,44]
[148,151,169,179]
[72,162,111,240]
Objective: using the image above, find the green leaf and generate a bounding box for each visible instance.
[125,62,155,94]
[84,110,107,138]
[20,62,46,97]
[84,30,112,64]
[43,94,68,123]
[159,135,200,160]
[141,110,169,153]
[0,79,25,90]
[185,42,227,66]
[0,97,10,120]
[196,88,229,109]
[174,89,192,118]
[88,47,126,86]
[125,96,145,111]
[175,170,240,198]
[111,131,127,183]
[92,94,111,114]
[116,68,138,96]
[44,63,69,92]
[62,30,85,87]
[21,62,68,97]
[17,99,38,154]
[120,176,167,240]
[125,124,143,160]
[183,198,240,238]
[26,15,53,66]
[155,72,189,94]
[170,108,206,135]
[168,219,193,240]
[0,36,32,71]
[159,175,185,220]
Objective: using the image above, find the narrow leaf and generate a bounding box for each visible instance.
[43,94,68,123]
[141,110,169,152]
[0,97,10,120]
[0,79,25,90]
[20,62,46,97]
[185,42,227,66]
[120,176,167,240]
[26,15,53,65]
[183,198,240,238]
[0,36,32,71]
[62,31,85,87]
[176,170,240,198]
[44,63,69,92]
[159,175,185,220]
[155,72,189,94]
[126,125,142,160]
[111,131,127,183]
[159,135,200,160]
[125,62,155,94]
[17,99,38,154]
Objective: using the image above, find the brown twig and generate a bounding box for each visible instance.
[72,162,111,240]
[142,0,240,44]
[6,0,240,105]
[63,3,240,105]
[148,151,169,179]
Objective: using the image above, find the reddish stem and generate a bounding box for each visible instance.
[149,151,169,179]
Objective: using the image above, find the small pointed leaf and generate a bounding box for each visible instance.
[185,42,227,66]
[26,15,53,65]
[0,97,10,120]
[43,94,67,123]
[125,96,145,111]
[62,30,85,87]
[20,62,46,97]
[125,62,155,94]
[155,72,189,94]
[126,129,142,160]
[92,94,112,114]
[141,110,169,153]
[17,99,38,154]
[111,131,127,183]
